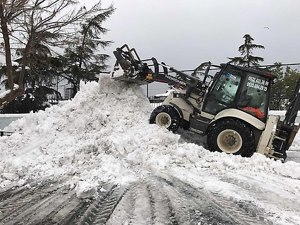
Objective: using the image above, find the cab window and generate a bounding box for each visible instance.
[203,69,241,114]
[237,74,270,120]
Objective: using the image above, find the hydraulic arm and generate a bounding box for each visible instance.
[112,44,215,91]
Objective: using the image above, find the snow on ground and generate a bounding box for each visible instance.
[0,75,300,224]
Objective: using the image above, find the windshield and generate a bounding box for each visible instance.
[202,68,242,114]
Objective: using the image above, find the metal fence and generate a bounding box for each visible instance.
[0,130,13,136]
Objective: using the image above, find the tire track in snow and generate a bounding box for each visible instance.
[0,182,94,225]
[107,181,178,225]
[127,180,183,224]
[145,179,179,224]
[77,184,126,225]
[0,183,74,225]
[0,183,60,224]
[158,176,233,225]
[129,182,153,224]
[105,185,135,224]
[0,176,275,225]
[218,174,300,225]
[159,175,273,225]
[208,189,273,225]
[221,175,300,208]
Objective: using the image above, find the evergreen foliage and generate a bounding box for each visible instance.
[229,34,265,67]
[269,64,300,110]
[0,86,62,113]
[59,4,115,97]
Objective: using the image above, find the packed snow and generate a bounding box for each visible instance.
[0,75,300,224]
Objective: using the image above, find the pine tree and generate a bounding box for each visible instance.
[269,63,300,110]
[269,63,285,110]
[59,3,114,97]
[229,34,265,67]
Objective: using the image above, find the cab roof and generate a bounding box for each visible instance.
[222,63,275,80]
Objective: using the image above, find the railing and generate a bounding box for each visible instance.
[0,130,13,136]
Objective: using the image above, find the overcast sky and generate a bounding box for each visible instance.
[83,0,300,94]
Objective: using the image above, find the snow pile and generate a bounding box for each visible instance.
[0,76,182,196]
[0,75,300,198]
[290,133,300,150]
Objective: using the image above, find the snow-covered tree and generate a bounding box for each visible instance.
[59,5,114,97]
[0,0,113,107]
[229,34,265,67]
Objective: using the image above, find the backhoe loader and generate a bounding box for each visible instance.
[112,44,300,161]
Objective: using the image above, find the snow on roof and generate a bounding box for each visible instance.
[0,75,300,206]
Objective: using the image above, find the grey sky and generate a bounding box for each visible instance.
[84,0,300,94]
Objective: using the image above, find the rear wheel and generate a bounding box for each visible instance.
[150,105,180,132]
[207,118,255,157]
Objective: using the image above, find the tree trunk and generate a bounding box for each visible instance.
[18,36,33,93]
[0,2,24,107]
[72,81,78,98]
[0,3,14,90]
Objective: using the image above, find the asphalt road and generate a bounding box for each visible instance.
[0,176,272,225]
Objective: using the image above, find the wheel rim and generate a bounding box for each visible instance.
[155,112,172,128]
[217,129,242,154]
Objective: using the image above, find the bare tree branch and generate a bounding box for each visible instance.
[0,0,111,106]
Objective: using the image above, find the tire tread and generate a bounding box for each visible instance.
[207,118,255,156]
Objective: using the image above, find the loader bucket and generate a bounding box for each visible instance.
[111,44,156,85]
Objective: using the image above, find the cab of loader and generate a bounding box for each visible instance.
[202,64,273,122]
[146,63,277,157]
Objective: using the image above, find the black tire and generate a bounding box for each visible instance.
[207,118,255,157]
[149,105,181,132]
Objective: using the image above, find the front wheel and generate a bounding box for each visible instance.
[207,119,255,157]
[149,105,181,132]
